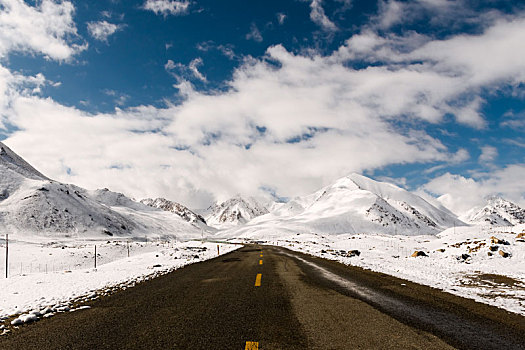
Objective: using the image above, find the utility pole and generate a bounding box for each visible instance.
[5,233,8,278]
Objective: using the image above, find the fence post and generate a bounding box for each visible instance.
[5,233,7,278]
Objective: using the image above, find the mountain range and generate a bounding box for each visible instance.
[204,195,269,229]
[0,141,202,239]
[2,140,524,240]
[220,174,466,238]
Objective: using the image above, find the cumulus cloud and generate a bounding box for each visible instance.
[142,0,190,17]
[374,0,500,31]
[1,44,470,207]
[500,110,525,130]
[479,145,498,164]
[2,8,525,208]
[421,165,525,215]
[246,23,263,42]
[307,0,338,31]
[0,0,86,60]
[87,20,122,42]
[196,41,236,60]
[335,14,525,128]
[165,57,206,82]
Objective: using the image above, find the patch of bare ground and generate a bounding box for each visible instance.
[460,273,525,288]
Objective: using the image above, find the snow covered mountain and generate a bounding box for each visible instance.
[140,198,208,228]
[461,196,525,226]
[205,195,269,229]
[0,141,201,239]
[220,173,464,238]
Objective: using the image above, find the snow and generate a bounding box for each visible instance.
[0,141,206,240]
[461,196,525,226]
[220,173,464,238]
[2,140,524,328]
[140,197,212,231]
[205,195,269,229]
[0,237,240,323]
[233,224,525,316]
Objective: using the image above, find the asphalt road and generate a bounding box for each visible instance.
[1,245,524,349]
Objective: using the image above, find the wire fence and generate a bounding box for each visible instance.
[0,239,181,278]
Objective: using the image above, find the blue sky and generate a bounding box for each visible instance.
[0,0,524,212]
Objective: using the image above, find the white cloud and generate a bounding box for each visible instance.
[0,0,86,60]
[2,12,525,208]
[421,166,525,215]
[103,89,129,106]
[246,23,263,42]
[276,13,286,25]
[143,0,190,17]
[87,21,122,42]
[196,41,236,60]
[479,146,498,164]
[1,44,465,207]
[500,110,525,130]
[334,15,525,128]
[165,57,206,82]
[374,0,495,31]
[308,0,338,31]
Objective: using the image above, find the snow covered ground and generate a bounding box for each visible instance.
[0,237,240,329]
[230,224,525,316]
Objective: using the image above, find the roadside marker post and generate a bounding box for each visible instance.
[217,244,220,256]
[94,245,97,269]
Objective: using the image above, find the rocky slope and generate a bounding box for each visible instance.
[0,141,201,239]
[220,174,464,238]
[141,197,208,228]
[205,195,269,229]
[461,196,525,226]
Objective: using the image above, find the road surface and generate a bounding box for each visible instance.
[0,245,524,349]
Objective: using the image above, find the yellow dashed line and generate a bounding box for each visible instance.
[259,260,263,265]
[255,273,262,287]
[245,341,259,350]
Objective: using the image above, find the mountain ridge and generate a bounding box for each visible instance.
[461,196,525,226]
[0,141,201,239]
[219,173,465,238]
[205,195,269,229]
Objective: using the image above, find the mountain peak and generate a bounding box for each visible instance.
[206,195,269,229]
[140,197,207,227]
[0,141,49,181]
[461,196,525,226]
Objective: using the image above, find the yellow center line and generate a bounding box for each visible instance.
[259,259,263,265]
[245,341,259,350]
[255,273,262,287]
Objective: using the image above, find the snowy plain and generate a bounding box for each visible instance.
[228,224,525,316]
[0,236,240,330]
